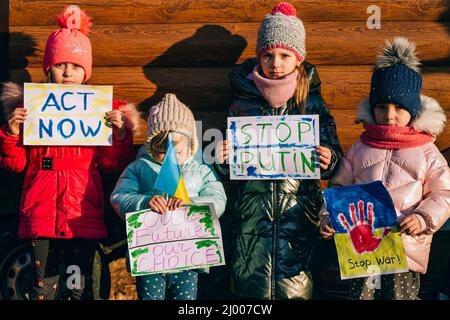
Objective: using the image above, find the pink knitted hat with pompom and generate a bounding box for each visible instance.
[43,5,93,81]
[257,2,306,62]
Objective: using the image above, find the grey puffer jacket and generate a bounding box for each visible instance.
[222,59,343,300]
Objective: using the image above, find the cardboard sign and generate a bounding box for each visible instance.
[126,204,225,276]
[227,115,320,179]
[322,181,408,280]
[23,83,113,145]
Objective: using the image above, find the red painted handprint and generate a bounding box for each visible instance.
[338,201,390,254]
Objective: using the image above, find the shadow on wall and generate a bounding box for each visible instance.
[421,7,449,154]
[0,32,37,219]
[0,32,37,124]
[7,32,37,83]
[140,24,247,300]
[139,24,247,125]
[422,7,450,71]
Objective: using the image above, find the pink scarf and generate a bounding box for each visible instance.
[360,123,434,149]
[250,66,298,108]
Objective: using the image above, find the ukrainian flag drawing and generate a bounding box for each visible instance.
[154,134,190,204]
[322,181,408,280]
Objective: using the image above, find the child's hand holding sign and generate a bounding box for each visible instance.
[105,110,126,139]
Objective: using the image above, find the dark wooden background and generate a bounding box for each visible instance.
[5,0,450,153]
[1,0,449,300]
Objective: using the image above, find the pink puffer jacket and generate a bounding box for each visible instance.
[331,96,450,273]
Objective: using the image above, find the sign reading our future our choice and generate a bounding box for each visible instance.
[126,204,225,276]
[23,83,113,145]
[227,115,320,179]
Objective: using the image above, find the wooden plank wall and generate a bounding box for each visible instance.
[8,0,450,153]
[0,0,9,83]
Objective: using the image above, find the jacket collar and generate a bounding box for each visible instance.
[356,95,446,137]
[229,58,322,101]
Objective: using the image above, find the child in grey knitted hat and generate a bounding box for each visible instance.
[215,2,343,300]
[111,93,227,300]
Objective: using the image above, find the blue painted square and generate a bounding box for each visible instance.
[322,181,398,234]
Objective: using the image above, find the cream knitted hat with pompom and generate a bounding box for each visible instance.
[145,93,198,156]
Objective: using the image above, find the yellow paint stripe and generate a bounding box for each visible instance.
[174,176,190,204]
[24,123,35,137]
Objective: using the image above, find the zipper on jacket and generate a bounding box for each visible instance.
[271,181,278,300]
[270,104,287,300]
[381,149,393,185]
[54,146,61,236]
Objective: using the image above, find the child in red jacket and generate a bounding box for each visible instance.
[0,6,139,300]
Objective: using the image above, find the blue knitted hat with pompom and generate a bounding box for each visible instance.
[369,37,422,118]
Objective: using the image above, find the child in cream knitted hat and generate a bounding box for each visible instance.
[145,93,198,160]
[111,93,227,300]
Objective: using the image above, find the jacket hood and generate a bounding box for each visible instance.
[229,58,322,101]
[355,95,447,137]
[1,81,142,135]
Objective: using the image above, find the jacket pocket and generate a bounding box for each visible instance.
[70,170,104,215]
[21,171,56,217]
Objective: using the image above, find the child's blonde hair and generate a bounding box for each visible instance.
[294,63,309,114]
[146,131,190,159]
[45,71,54,83]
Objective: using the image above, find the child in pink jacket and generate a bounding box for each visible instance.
[320,37,450,300]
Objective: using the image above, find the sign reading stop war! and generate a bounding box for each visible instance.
[323,181,408,280]
[227,115,320,180]
[126,204,225,276]
[23,83,113,146]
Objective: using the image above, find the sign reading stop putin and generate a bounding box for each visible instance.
[227,115,320,180]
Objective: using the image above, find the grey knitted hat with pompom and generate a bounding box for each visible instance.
[256,2,306,62]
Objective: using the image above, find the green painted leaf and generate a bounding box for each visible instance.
[127,211,144,229]
[187,205,216,236]
[195,239,218,249]
[131,247,149,258]
[127,230,133,246]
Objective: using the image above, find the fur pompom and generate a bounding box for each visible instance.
[271,2,297,16]
[413,96,447,137]
[376,37,421,72]
[118,103,143,136]
[1,82,23,119]
[56,5,92,35]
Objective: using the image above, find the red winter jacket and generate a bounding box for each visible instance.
[0,92,138,239]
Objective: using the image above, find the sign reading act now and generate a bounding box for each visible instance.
[23,83,113,146]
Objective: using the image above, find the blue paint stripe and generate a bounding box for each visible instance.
[233,144,317,149]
